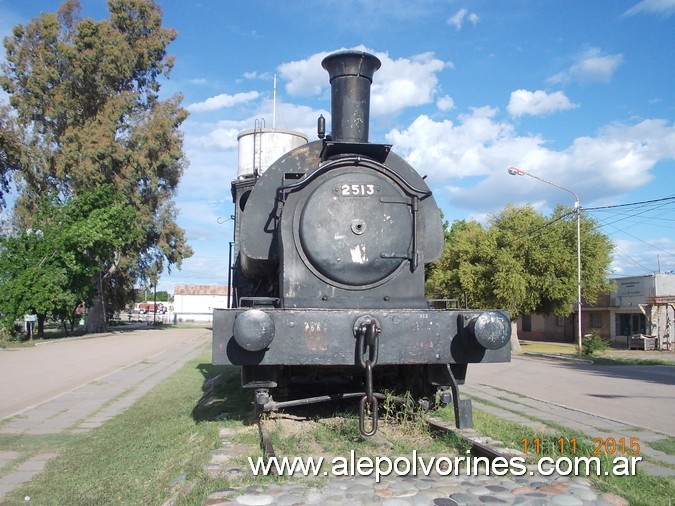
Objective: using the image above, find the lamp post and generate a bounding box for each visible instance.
[508,166,582,354]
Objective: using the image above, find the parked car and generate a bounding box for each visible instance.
[135,302,167,314]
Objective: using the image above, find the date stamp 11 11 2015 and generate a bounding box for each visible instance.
[521,437,641,456]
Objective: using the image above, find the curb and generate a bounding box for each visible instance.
[521,352,594,365]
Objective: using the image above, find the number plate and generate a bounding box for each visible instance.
[333,184,381,196]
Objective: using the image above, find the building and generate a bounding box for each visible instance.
[514,274,675,349]
[601,274,675,349]
[172,285,231,323]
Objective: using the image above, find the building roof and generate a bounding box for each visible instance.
[173,284,230,296]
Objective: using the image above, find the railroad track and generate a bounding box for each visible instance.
[426,416,509,461]
[256,400,508,463]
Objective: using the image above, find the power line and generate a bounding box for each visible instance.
[587,199,675,231]
[583,194,675,275]
[583,194,675,211]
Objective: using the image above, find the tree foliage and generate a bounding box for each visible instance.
[0,0,193,330]
[0,185,141,336]
[426,204,614,319]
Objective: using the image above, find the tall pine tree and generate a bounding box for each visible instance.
[0,0,193,331]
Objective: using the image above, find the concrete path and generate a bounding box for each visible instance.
[0,326,210,502]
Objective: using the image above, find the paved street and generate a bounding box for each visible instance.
[465,354,675,436]
[0,326,210,420]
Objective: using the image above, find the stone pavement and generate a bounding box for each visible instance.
[200,425,631,506]
[0,329,210,503]
[203,474,626,505]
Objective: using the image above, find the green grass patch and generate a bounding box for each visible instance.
[520,340,675,366]
[591,355,675,366]
[650,436,675,456]
[520,341,579,356]
[0,433,79,455]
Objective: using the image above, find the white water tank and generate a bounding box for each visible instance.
[237,128,308,179]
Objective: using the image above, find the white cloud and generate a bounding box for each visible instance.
[192,126,241,150]
[447,8,479,30]
[242,71,272,81]
[385,109,675,214]
[623,0,675,16]
[277,52,332,96]
[371,52,448,116]
[507,89,578,117]
[437,95,455,111]
[187,91,260,113]
[385,108,523,181]
[548,47,624,85]
[278,48,449,118]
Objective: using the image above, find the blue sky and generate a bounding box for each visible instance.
[1,0,674,294]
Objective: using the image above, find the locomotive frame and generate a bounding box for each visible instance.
[212,50,511,435]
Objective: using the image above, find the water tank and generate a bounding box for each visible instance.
[237,128,308,179]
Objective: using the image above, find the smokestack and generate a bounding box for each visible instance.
[321,50,381,143]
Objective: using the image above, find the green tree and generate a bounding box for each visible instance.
[134,289,169,303]
[426,204,614,350]
[0,0,192,332]
[0,185,141,337]
[0,104,21,207]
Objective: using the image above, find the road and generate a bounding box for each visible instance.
[0,326,211,419]
[465,354,675,436]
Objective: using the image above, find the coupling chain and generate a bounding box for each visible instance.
[357,318,380,436]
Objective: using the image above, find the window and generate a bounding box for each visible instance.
[522,314,532,332]
[617,313,646,336]
[591,314,602,329]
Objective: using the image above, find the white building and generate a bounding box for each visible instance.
[607,274,675,349]
[172,285,231,323]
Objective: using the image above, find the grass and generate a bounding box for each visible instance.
[520,340,675,366]
[651,437,675,456]
[591,355,675,366]
[520,341,580,356]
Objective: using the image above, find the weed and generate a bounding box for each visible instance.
[380,390,432,436]
[650,436,675,456]
[582,332,610,355]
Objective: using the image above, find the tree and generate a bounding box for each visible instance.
[0,0,193,332]
[426,204,614,350]
[0,185,141,337]
[0,104,21,207]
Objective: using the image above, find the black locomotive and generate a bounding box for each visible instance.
[213,50,511,435]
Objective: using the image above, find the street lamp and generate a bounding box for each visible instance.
[508,166,583,354]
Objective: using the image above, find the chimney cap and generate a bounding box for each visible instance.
[321,50,381,83]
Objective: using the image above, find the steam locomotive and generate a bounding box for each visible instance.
[213,50,511,435]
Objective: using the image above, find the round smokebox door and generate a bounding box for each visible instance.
[298,171,413,287]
